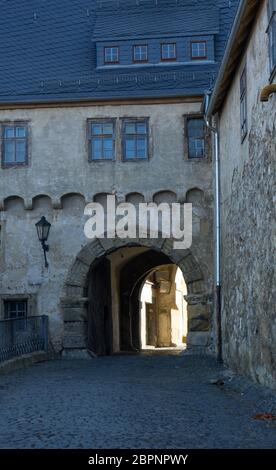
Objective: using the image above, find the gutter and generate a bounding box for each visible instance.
[207,0,248,115]
[203,92,222,362]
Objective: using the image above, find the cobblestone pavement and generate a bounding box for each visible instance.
[0,354,275,449]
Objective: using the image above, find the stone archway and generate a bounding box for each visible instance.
[61,237,212,355]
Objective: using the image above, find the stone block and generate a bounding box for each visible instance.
[64,285,85,298]
[183,269,203,283]
[178,254,198,273]
[189,317,210,332]
[66,259,89,287]
[64,321,87,335]
[137,238,165,251]
[187,332,210,347]
[161,239,190,263]
[78,241,105,265]
[63,335,87,349]
[98,237,123,252]
[63,307,87,322]
[188,304,209,320]
[185,293,213,305]
[189,280,205,294]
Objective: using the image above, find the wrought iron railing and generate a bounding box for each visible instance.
[0,315,49,363]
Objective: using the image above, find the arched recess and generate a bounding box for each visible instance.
[4,196,25,214]
[125,192,145,205]
[186,188,204,205]
[32,194,53,212]
[61,235,212,354]
[61,193,86,214]
[153,190,177,204]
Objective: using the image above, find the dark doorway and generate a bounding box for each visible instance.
[120,250,173,351]
[87,258,113,356]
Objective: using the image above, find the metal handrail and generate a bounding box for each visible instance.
[0,315,49,363]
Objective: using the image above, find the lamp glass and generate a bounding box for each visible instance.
[36,216,51,242]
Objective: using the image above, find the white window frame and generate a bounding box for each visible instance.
[104,47,119,64]
[191,41,207,60]
[133,45,148,62]
[161,43,177,61]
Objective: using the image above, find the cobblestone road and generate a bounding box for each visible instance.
[0,354,275,449]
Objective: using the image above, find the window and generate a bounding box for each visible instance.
[240,66,247,142]
[269,18,276,72]
[1,123,28,167]
[123,120,148,160]
[104,47,119,64]
[161,43,176,61]
[267,0,276,74]
[133,45,148,62]
[191,41,207,60]
[88,121,115,161]
[4,300,27,320]
[187,118,205,158]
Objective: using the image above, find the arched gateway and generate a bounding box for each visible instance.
[61,236,212,356]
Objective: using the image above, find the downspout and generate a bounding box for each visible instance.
[204,92,222,362]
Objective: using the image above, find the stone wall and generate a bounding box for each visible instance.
[219,2,276,388]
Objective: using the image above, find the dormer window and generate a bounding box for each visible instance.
[133,45,148,63]
[161,43,177,61]
[104,46,119,64]
[191,41,207,60]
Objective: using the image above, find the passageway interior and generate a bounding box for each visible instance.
[87,247,187,356]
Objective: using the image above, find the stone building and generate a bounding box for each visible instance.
[207,0,276,388]
[0,1,238,356]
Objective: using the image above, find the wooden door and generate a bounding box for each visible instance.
[87,258,113,356]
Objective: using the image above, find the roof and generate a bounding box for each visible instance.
[93,6,219,41]
[0,0,240,105]
[207,0,262,115]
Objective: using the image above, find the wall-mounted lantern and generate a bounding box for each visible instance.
[36,216,51,268]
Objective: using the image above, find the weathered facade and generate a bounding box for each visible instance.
[0,103,214,354]
[208,0,276,388]
[0,1,239,356]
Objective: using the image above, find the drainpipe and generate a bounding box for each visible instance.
[204,92,222,363]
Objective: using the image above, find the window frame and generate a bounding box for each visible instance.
[133,44,148,63]
[185,115,207,160]
[121,118,150,162]
[190,41,207,60]
[4,299,28,320]
[87,119,116,162]
[3,298,29,332]
[267,1,276,79]
[240,66,248,143]
[1,121,29,168]
[104,46,120,65]
[1,294,36,321]
[161,42,177,62]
